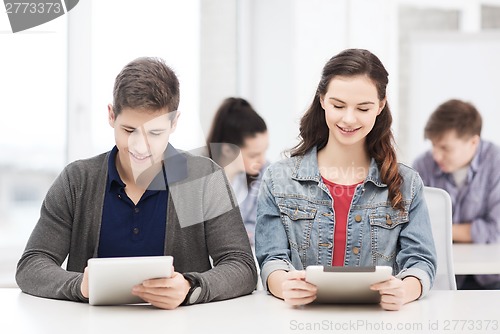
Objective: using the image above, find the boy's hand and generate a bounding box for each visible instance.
[81,267,89,298]
[131,268,191,310]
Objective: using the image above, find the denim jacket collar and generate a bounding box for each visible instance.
[291,146,387,188]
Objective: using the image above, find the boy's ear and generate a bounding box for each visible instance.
[108,104,115,127]
[170,111,180,133]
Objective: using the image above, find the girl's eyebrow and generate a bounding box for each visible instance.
[328,97,375,105]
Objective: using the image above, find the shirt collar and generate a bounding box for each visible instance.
[107,146,125,193]
[293,146,386,187]
[469,140,482,174]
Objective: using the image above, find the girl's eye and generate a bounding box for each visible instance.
[358,108,369,112]
[333,105,344,109]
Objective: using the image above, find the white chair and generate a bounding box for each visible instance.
[423,186,457,290]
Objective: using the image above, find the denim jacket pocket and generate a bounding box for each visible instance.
[369,206,409,264]
[278,204,316,251]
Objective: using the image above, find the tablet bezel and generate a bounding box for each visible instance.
[305,265,392,304]
[88,255,173,306]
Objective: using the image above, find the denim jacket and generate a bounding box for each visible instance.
[255,147,437,297]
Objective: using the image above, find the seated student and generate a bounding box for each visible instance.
[413,99,500,290]
[16,57,257,309]
[255,49,437,311]
[206,97,269,247]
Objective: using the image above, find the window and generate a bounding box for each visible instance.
[0,13,67,286]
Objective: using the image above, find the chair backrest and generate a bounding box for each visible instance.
[423,186,457,290]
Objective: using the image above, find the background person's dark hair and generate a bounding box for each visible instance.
[290,48,404,210]
[206,97,267,163]
[112,57,180,119]
[424,99,482,141]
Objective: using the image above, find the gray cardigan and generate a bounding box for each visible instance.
[16,149,257,304]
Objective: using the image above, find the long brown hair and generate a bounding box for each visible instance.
[290,49,403,210]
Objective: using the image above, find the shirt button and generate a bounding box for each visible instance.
[354,215,362,222]
[386,214,393,225]
[352,247,360,255]
[133,227,140,235]
[134,207,140,214]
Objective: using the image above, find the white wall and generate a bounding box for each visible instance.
[405,31,500,164]
[232,0,400,162]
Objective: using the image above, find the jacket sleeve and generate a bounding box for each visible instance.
[16,167,87,302]
[470,165,500,243]
[395,174,437,297]
[254,166,293,292]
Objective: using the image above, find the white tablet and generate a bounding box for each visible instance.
[88,255,173,306]
[305,265,392,304]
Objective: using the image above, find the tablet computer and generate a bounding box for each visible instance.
[88,255,173,306]
[305,265,392,304]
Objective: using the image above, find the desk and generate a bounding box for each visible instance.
[453,243,500,275]
[1,288,499,334]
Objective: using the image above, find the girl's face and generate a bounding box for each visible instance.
[320,75,385,148]
[240,131,269,176]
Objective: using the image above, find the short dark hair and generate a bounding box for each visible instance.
[206,97,267,162]
[112,57,180,118]
[424,99,482,140]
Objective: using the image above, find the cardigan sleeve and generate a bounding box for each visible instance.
[16,166,88,302]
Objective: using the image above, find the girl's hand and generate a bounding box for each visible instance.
[280,270,317,306]
[371,276,421,311]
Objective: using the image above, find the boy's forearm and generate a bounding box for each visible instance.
[452,222,472,243]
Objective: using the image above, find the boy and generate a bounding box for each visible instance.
[413,99,500,290]
[16,57,257,308]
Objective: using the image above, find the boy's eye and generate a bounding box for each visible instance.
[150,132,163,136]
[124,129,134,134]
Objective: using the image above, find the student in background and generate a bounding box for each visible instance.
[255,48,437,311]
[206,97,269,247]
[16,57,257,309]
[413,99,500,290]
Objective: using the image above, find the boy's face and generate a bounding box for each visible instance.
[430,130,479,173]
[108,105,178,183]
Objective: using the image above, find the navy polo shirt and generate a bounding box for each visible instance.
[98,145,187,258]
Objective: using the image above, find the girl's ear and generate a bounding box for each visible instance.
[319,95,326,111]
[378,98,386,115]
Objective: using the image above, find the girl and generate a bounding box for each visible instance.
[255,49,436,311]
[207,97,269,247]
